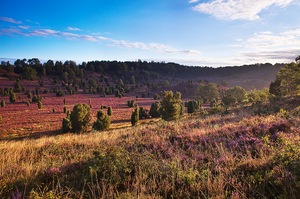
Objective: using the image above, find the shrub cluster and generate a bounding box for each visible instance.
[55,89,65,97]
[62,104,91,133]
[93,110,110,131]
[127,100,135,107]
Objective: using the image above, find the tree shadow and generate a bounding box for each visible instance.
[0,129,63,141]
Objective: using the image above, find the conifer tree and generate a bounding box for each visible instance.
[131,106,139,126]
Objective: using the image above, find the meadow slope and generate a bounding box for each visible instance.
[1,106,300,198]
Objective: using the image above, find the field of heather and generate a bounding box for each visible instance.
[0,107,300,198]
[0,78,157,139]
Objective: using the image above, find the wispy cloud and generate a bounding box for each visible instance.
[19,26,30,30]
[189,0,199,3]
[236,49,299,64]
[0,17,22,24]
[0,28,24,35]
[29,29,59,36]
[192,0,294,20]
[0,23,200,55]
[231,28,300,63]
[108,39,200,54]
[67,27,81,31]
[245,28,300,49]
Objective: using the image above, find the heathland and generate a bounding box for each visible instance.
[0,58,299,198]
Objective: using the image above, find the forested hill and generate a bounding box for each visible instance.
[0,58,284,90]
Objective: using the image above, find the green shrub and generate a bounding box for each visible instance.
[149,102,161,118]
[26,92,32,99]
[187,100,197,114]
[55,89,65,97]
[127,100,135,107]
[131,106,139,126]
[35,87,39,95]
[67,104,91,133]
[93,110,110,131]
[13,82,21,93]
[209,105,226,114]
[0,100,5,107]
[9,92,16,103]
[62,117,72,133]
[107,106,112,116]
[139,107,150,119]
[32,95,41,103]
[38,101,42,109]
[159,91,182,121]
[92,119,105,131]
[63,106,67,113]
[222,95,237,110]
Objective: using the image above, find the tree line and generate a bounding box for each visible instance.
[0,58,284,81]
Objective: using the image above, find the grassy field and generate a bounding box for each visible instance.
[1,103,300,198]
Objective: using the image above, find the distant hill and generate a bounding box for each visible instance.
[0,58,285,90]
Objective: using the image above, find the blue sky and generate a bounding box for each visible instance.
[0,0,300,66]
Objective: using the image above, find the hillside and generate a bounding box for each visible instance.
[0,59,284,90]
[1,100,300,198]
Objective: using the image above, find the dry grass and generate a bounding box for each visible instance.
[1,109,300,198]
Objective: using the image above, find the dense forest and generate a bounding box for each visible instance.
[0,58,284,90]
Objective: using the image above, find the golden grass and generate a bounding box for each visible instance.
[0,111,299,198]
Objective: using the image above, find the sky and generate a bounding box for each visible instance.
[0,0,300,67]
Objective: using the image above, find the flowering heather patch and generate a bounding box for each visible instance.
[0,107,300,198]
[0,93,156,138]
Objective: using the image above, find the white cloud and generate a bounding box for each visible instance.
[108,39,201,55]
[81,35,97,42]
[0,17,22,24]
[193,0,294,20]
[67,27,81,31]
[29,29,59,36]
[189,0,199,3]
[19,26,30,30]
[229,28,300,64]
[236,49,299,64]
[0,24,200,56]
[0,28,24,35]
[245,28,300,49]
